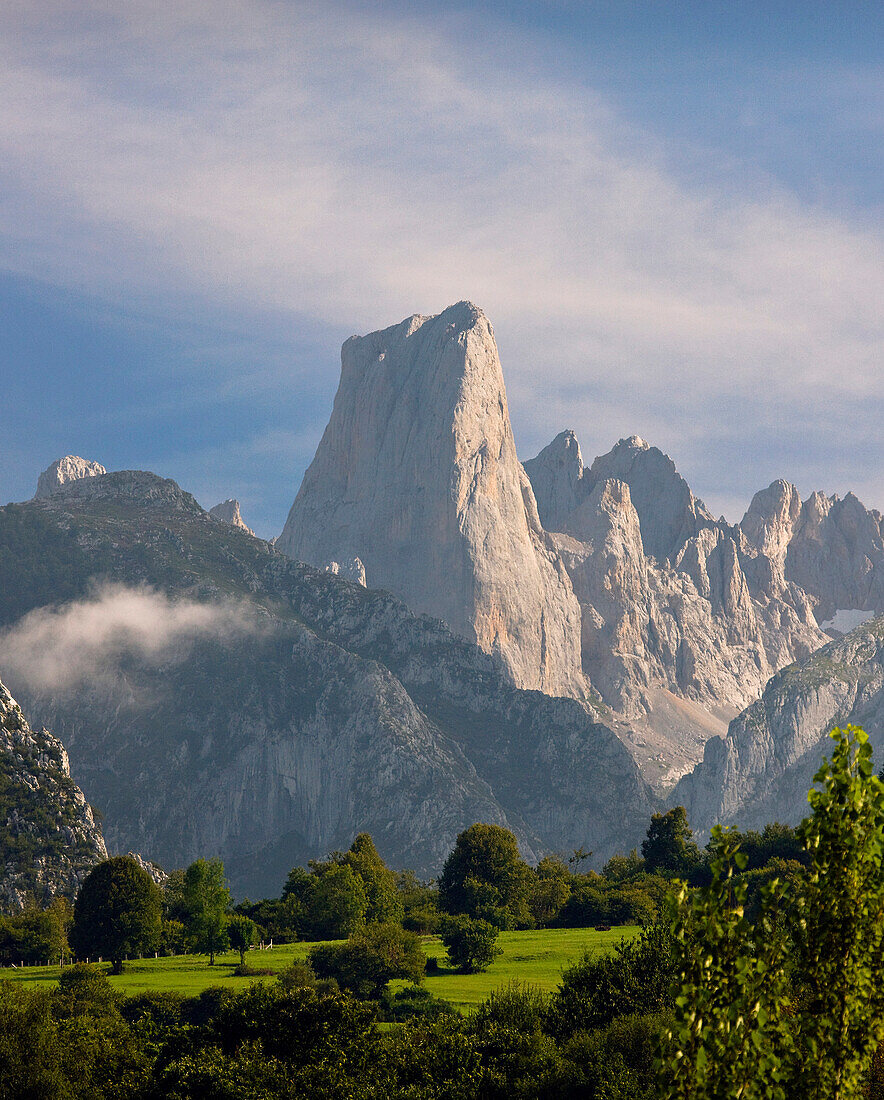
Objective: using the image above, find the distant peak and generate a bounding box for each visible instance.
[618,435,650,451]
[209,499,256,537]
[35,455,106,499]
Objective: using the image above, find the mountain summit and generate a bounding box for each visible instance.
[278,302,585,699]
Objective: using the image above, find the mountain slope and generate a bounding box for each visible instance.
[0,679,106,910]
[673,616,884,832]
[0,471,652,896]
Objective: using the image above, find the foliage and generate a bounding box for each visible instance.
[641,806,700,874]
[182,858,231,965]
[380,985,458,1023]
[397,869,441,933]
[304,862,368,940]
[441,915,502,974]
[545,921,677,1040]
[659,825,794,1100]
[790,724,884,1099]
[309,922,425,999]
[343,833,404,925]
[438,823,533,928]
[528,856,571,925]
[660,725,884,1100]
[70,856,162,974]
[227,915,256,965]
[0,897,72,966]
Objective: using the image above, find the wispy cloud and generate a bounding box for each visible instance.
[0,0,881,520]
[0,584,259,695]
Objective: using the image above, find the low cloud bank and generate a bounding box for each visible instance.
[0,584,258,695]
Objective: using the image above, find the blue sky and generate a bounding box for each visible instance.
[1,0,881,537]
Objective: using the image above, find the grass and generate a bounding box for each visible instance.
[0,926,639,1013]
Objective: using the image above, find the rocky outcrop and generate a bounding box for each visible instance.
[524,433,825,786]
[579,436,715,563]
[674,616,884,833]
[209,499,255,537]
[35,456,106,499]
[278,302,585,699]
[783,492,884,624]
[0,680,106,911]
[0,472,653,896]
[522,430,589,535]
[322,558,366,586]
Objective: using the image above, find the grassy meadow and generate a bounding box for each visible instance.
[1,926,638,1013]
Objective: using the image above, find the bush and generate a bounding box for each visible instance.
[232,963,274,977]
[545,922,676,1039]
[309,923,425,999]
[440,915,502,974]
[380,986,458,1022]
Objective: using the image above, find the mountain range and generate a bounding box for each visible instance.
[2,300,883,896]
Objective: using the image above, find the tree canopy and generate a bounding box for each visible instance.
[438,823,532,927]
[69,856,162,974]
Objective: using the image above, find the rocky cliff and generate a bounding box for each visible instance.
[673,615,884,833]
[34,455,106,499]
[0,679,106,911]
[278,302,586,699]
[0,470,652,897]
[209,499,256,537]
[279,303,884,791]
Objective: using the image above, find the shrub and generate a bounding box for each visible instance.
[309,923,425,999]
[440,915,502,974]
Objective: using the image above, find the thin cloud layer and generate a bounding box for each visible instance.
[0,584,259,695]
[0,1,881,520]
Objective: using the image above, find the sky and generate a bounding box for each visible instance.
[0,0,881,538]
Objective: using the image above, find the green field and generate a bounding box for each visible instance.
[1,926,638,1012]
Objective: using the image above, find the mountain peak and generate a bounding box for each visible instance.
[278,303,585,698]
[35,455,106,499]
[209,499,255,537]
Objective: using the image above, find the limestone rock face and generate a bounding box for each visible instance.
[580,436,714,563]
[0,679,106,910]
[209,499,255,537]
[674,616,884,833]
[522,430,589,534]
[278,302,585,699]
[741,480,802,564]
[35,456,106,499]
[523,430,825,785]
[783,492,884,623]
[322,558,366,586]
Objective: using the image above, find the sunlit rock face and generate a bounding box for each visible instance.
[674,616,884,833]
[209,499,256,537]
[35,455,106,499]
[0,679,106,910]
[280,301,884,791]
[278,301,586,700]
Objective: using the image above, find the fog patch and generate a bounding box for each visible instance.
[0,584,260,695]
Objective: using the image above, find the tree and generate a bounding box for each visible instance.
[69,856,162,974]
[306,863,367,940]
[343,833,403,925]
[438,824,532,927]
[182,858,231,965]
[790,725,884,1099]
[227,915,256,966]
[440,915,502,973]
[660,726,884,1100]
[309,923,425,998]
[528,856,571,925]
[641,806,700,874]
[659,827,793,1100]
